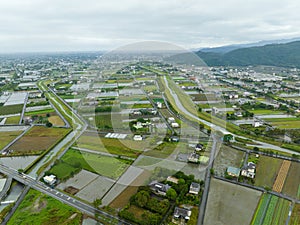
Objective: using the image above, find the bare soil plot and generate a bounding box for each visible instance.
[204,178,261,225]
[254,156,283,189]
[64,186,79,195]
[109,170,151,209]
[282,162,300,199]
[272,160,291,192]
[75,176,115,203]
[7,126,70,155]
[101,166,144,206]
[213,145,245,176]
[57,169,98,191]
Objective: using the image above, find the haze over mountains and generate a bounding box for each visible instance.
[196,38,300,68]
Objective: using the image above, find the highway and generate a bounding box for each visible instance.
[0,164,132,225]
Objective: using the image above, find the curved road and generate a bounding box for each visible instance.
[163,76,300,156]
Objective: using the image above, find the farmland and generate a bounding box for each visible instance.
[7,189,82,225]
[7,126,70,155]
[75,133,143,158]
[5,116,20,124]
[254,155,283,189]
[213,144,245,176]
[48,115,65,126]
[282,162,300,199]
[264,117,300,129]
[272,160,291,192]
[204,178,261,225]
[49,148,132,180]
[289,204,300,225]
[251,194,290,225]
[0,104,23,115]
[0,131,22,150]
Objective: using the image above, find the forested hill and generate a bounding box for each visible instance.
[196,41,300,67]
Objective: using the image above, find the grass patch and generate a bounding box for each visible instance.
[5,116,20,124]
[290,204,300,225]
[50,148,132,180]
[249,109,285,115]
[7,189,82,225]
[264,117,300,129]
[0,104,23,115]
[25,108,55,116]
[0,131,22,150]
[76,133,142,158]
[254,155,283,188]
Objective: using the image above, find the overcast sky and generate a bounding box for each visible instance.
[0,0,300,52]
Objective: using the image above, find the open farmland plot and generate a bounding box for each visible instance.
[264,117,300,129]
[254,155,283,189]
[48,115,65,127]
[289,204,300,225]
[56,169,98,191]
[61,149,132,179]
[7,189,82,225]
[0,131,22,150]
[272,160,291,192]
[7,126,70,155]
[0,104,23,116]
[282,162,300,199]
[204,178,261,225]
[252,195,290,225]
[213,144,245,176]
[75,176,115,203]
[76,132,143,158]
[251,194,271,225]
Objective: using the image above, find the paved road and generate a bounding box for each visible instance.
[1,185,30,225]
[163,76,300,156]
[0,177,12,201]
[197,135,220,225]
[0,164,132,225]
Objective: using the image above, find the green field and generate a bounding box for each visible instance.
[0,104,23,115]
[5,116,20,124]
[290,204,300,225]
[249,109,285,115]
[282,162,300,199]
[251,194,271,225]
[25,108,55,116]
[50,148,132,180]
[143,142,186,159]
[7,189,81,225]
[251,194,290,225]
[264,117,300,129]
[76,133,143,158]
[254,155,283,188]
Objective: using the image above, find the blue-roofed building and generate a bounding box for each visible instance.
[227,166,241,177]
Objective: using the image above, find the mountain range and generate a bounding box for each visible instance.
[195,39,300,68]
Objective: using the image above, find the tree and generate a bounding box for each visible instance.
[253,146,259,152]
[46,122,53,127]
[134,191,150,208]
[166,188,177,201]
[93,199,102,208]
[223,134,233,142]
